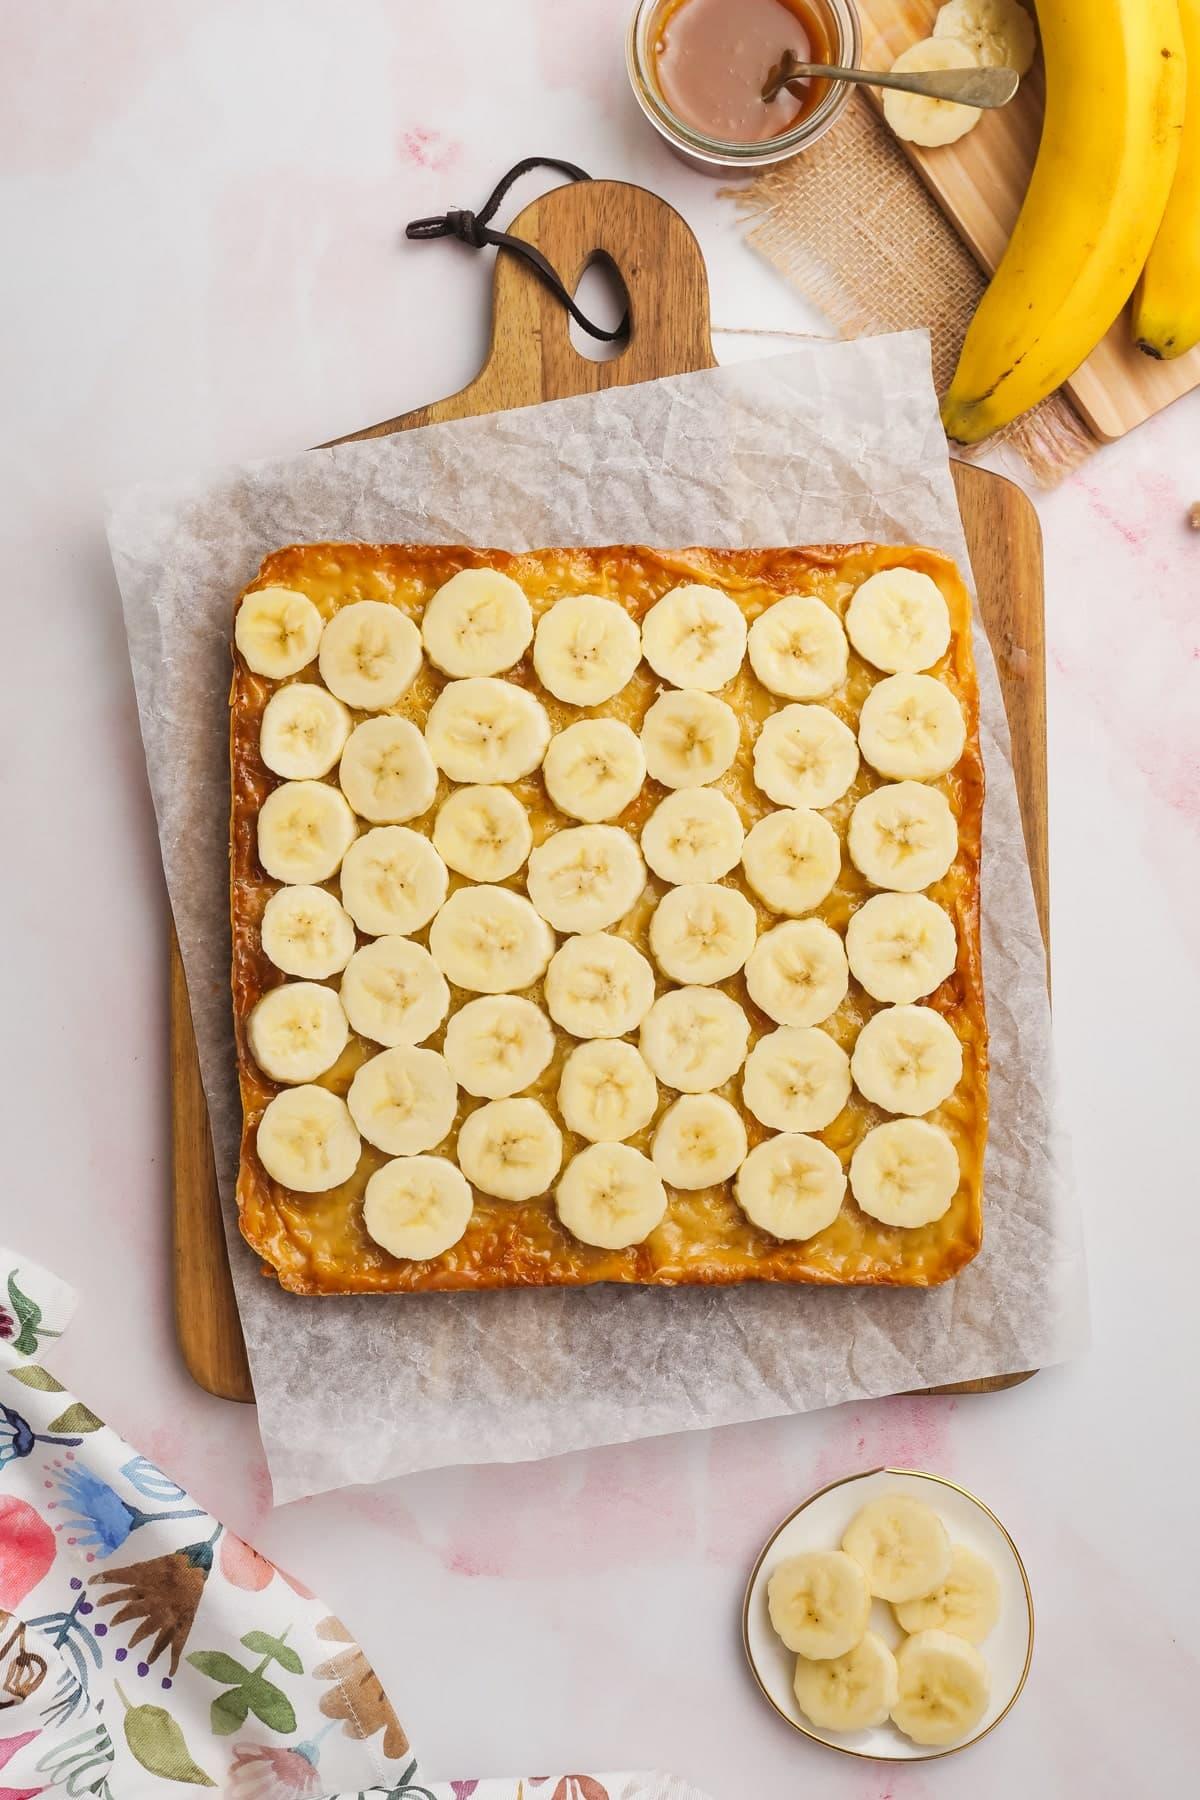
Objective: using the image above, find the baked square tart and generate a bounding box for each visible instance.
[231,543,986,1295]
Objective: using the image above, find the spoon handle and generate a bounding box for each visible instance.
[770,62,1019,109]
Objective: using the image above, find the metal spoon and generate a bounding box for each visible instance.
[762,47,1018,109]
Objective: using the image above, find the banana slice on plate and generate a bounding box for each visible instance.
[425,677,550,784]
[850,1118,960,1227]
[526,825,646,934]
[362,1154,473,1261]
[339,826,448,936]
[640,689,740,790]
[742,807,842,916]
[745,919,849,1027]
[318,600,422,709]
[260,682,351,779]
[340,936,450,1046]
[533,593,642,705]
[753,704,859,810]
[793,1632,900,1734]
[429,885,555,995]
[743,1026,852,1133]
[883,38,983,148]
[457,1096,563,1201]
[433,784,532,883]
[734,1132,846,1240]
[845,569,952,674]
[648,881,757,985]
[421,567,533,677]
[842,1492,953,1603]
[640,788,744,885]
[256,1085,360,1192]
[891,1629,991,1746]
[747,595,849,700]
[257,780,357,885]
[246,981,349,1084]
[848,781,958,892]
[639,987,750,1092]
[858,674,966,782]
[846,892,958,1003]
[235,587,323,678]
[559,1039,658,1143]
[260,885,356,979]
[894,1544,1001,1645]
[934,0,1037,73]
[338,717,439,824]
[543,718,646,822]
[347,1045,458,1155]
[767,1549,870,1659]
[443,995,556,1099]
[641,583,747,691]
[850,1004,963,1115]
[554,1141,668,1249]
[651,1093,747,1189]
[544,932,656,1038]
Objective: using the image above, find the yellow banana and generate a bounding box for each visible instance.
[942,0,1186,443]
[1133,0,1200,359]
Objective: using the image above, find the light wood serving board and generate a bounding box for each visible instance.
[857,0,1200,442]
[171,179,1047,1405]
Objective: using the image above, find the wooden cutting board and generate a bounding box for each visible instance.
[171,178,1047,1405]
[857,0,1200,442]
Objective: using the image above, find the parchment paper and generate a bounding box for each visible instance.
[109,332,1087,1504]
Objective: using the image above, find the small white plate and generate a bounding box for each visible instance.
[743,1467,1034,1762]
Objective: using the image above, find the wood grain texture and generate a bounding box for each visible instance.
[170,179,1045,1405]
[857,0,1200,442]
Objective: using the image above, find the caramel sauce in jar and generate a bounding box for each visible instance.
[652,0,835,143]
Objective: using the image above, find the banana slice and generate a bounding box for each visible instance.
[793,1632,900,1735]
[747,595,849,700]
[338,717,439,824]
[842,1492,953,1603]
[845,569,952,674]
[891,1630,991,1747]
[533,594,642,705]
[457,1096,563,1201]
[526,825,646,934]
[734,1132,846,1239]
[651,1093,747,1189]
[554,1141,668,1249]
[649,882,757,985]
[235,587,323,678]
[753,704,859,810]
[260,683,351,779]
[741,807,842,916]
[850,1004,963,1115]
[339,826,448,936]
[340,936,450,1046]
[766,1550,870,1659]
[745,919,849,1027]
[846,893,958,1004]
[346,1045,457,1155]
[425,677,550,784]
[544,932,656,1038]
[883,38,983,148]
[640,689,740,790]
[848,781,958,892]
[443,995,556,1099]
[362,1154,473,1261]
[429,885,555,995]
[317,600,422,709]
[934,0,1036,73]
[558,1039,659,1143]
[858,674,966,782]
[641,583,747,691]
[256,1085,360,1192]
[543,718,646,822]
[246,981,349,1084]
[640,788,744,885]
[421,567,533,678]
[432,785,532,883]
[894,1544,1001,1645]
[257,780,357,885]
[260,885,356,979]
[639,987,750,1092]
[742,1026,852,1133]
[849,1118,960,1227]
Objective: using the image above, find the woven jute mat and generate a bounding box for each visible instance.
[731,92,1098,485]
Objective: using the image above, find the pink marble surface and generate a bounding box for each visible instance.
[1,2,1197,1792]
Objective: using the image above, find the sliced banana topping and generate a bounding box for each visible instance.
[640,788,744,885]
[457,1096,563,1201]
[235,587,323,679]
[753,703,859,811]
[793,1631,900,1735]
[858,674,966,782]
[742,1026,852,1133]
[640,689,739,790]
[340,936,450,1046]
[338,717,439,824]
[317,600,422,709]
[893,1544,1001,1645]
[246,981,349,1085]
[843,1492,953,1604]
[934,0,1036,73]
[651,1093,747,1190]
[526,825,646,934]
[850,1117,960,1227]
[845,568,952,674]
[734,1132,846,1240]
[558,1039,658,1143]
[442,995,555,1099]
[432,785,532,883]
[362,1154,473,1262]
[347,1045,458,1156]
[747,595,848,700]
[425,677,550,784]
[648,882,757,985]
[256,1085,360,1193]
[848,781,958,892]
[542,718,645,823]
[260,884,356,979]
[554,1141,668,1249]
[891,1629,991,1748]
[421,567,533,678]
[533,593,642,705]
[429,885,555,995]
[745,918,849,1028]
[846,892,958,1004]
[339,826,448,936]
[544,932,656,1039]
[639,987,749,1092]
[257,780,357,885]
[741,807,841,916]
[883,37,983,148]
[767,1550,870,1660]
[850,1004,963,1116]
[260,682,351,779]
[641,582,747,691]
